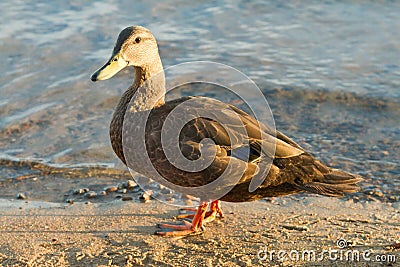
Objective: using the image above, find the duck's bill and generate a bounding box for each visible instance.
[91,53,128,81]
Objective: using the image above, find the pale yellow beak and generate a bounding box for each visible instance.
[91,53,128,81]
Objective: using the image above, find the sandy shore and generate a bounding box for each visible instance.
[0,197,399,267]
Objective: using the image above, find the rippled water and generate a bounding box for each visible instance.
[0,1,399,202]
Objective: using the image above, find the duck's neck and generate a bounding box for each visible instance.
[116,58,165,115]
[110,58,165,163]
[130,63,166,112]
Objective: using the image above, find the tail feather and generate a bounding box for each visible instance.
[294,169,363,197]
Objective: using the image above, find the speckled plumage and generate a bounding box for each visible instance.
[93,26,362,203]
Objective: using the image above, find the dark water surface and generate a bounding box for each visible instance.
[0,1,399,203]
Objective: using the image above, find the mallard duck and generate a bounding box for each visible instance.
[91,26,362,236]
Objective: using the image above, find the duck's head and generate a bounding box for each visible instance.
[91,26,160,82]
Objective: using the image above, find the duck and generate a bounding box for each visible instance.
[91,26,362,236]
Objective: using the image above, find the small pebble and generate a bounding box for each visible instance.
[16,193,27,200]
[99,191,107,196]
[122,196,133,201]
[126,180,136,189]
[84,191,97,198]
[104,186,118,193]
[118,189,127,194]
[140,190,153,203]
[74,188,85,195]
[65,199,74,204]
[371,191,384,197]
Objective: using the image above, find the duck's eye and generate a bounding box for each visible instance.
[113,58,118,62]
[135,37,141,43]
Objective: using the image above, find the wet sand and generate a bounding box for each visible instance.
[1,197,399,266]
[1,1,399,266]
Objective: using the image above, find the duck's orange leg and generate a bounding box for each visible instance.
[204,200,224,223]
[155,201,209,236]
[177,200,224,223]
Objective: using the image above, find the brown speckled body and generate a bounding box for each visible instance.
[98,26,362,203]
[111,92,362,202]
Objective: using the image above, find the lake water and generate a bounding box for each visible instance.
[0,0,399,203]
